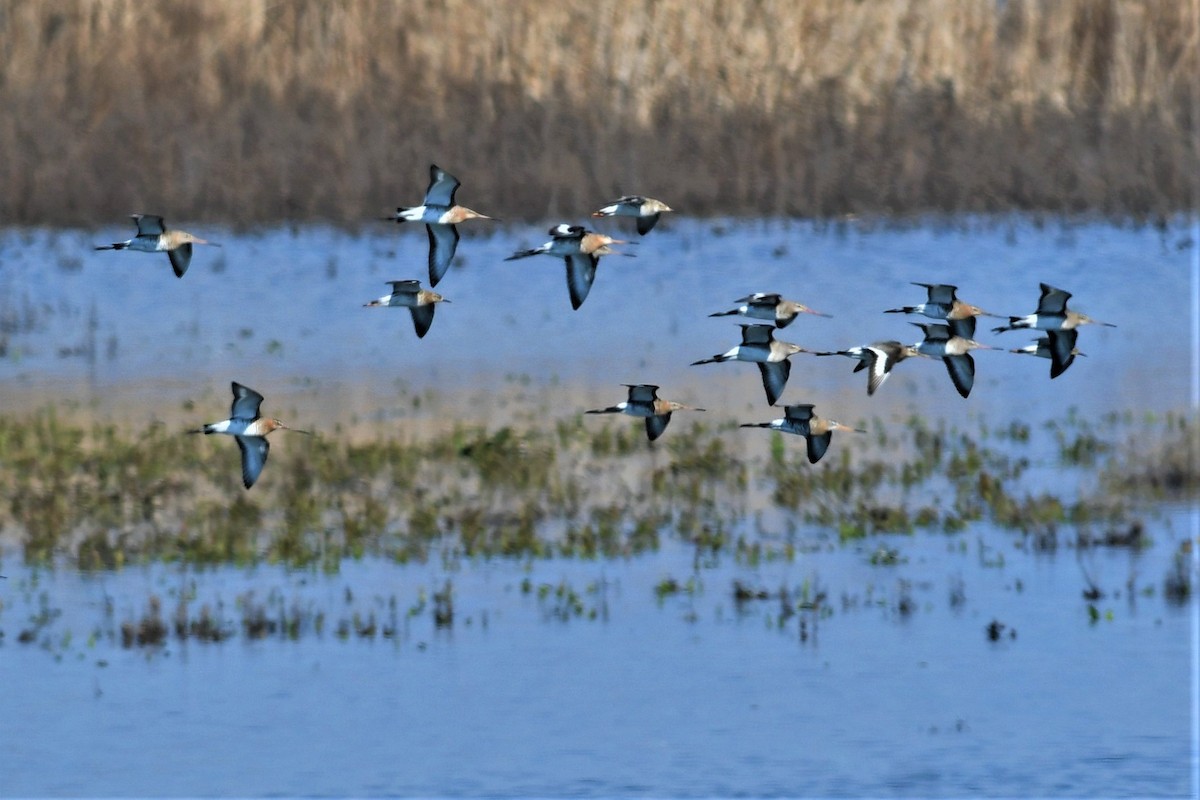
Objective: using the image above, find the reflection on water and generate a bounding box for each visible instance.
[0,217,1192,426]
[0,526,1194,797]
[0,218,1196,797]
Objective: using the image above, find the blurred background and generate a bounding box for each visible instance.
[1,0,1196,226]
[0,4,1196,797]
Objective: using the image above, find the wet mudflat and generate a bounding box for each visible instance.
[0,217,1196,796]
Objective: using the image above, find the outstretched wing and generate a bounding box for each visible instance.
[625,384,660,405]
[913,322,951,343]
[735,292,779,305]
[426,223,460,287]
[230,382,265,419]
[1036,283,1072,315]
[235,435,270,489]
[550,224,586,240]
[740,324,775,346]
[410,304,436,339]
[167,243,192,278]
[387,279,422,295]
[636,213,661,235]
[565,253,599,310]
[1047,329,1078,378]
[645,413,671,441]
[944,354,976,398]
[424,165,460,207]
[133,214,166,236]
[864,345,899,396]
[948,316,976,339]
[806,431,832,464]
[921,283,958,305]
[758,360,791,405]
[782,404,815,426]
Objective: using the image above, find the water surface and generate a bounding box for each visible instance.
[0,217,1196,797]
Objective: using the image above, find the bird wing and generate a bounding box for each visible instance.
[913,322,951,342]
[133,214,166,236]
[424,164,460,207]
[1047,329,1078,378]
[1036,283,1072,314]
[636,213,661,235]
[924,283,958,305]
[645,413,671,441]
[741,324,775,345]
[626,384,660,404]
[387,279,422,295]
[758,360,791,405]
[426,223,460,287]
[864,345,899,395]
[167,243,192,278]
[565,253,598,310]
[230,382,265,419]
[948,316,977,339]
[409,304,436,339]
[235,435,270,489]
[736,292,778,305]
[782,404,815,425]
[944,353,976,398]
[550,224,586,239]
[806,431,832,464]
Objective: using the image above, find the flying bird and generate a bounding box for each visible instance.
[364,279,449,338]
[385,164,493,287]
[740,403,864,464]
[815,340,924,396]
[585,384,704,441]
[505,224,632,309]
[95,214,218,278]
[190,382,310,489]
[1010,330,1084,378]
[885,282,999,338]
[709,292,831,328]
[691,324,814,405]
[911,322,998,398]
[591,195,673,235]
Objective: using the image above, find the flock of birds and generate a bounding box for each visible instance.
[92,164,1115,488]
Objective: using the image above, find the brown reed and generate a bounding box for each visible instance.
[0,0,1196,225]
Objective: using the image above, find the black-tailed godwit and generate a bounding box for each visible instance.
[591,195,673,235]
[992,283,1116,334]
[740,403,864,464]
[709,292,831,328]
[912,322,998,398]
[95,214,218,278]
[364,280,448,338]
[691,324,814,405]
[385,165,493,287]
[505,224,631,310]
[815,341,924,396]
[884,282,998,338]
[190,383,310,489]
[1010,330,1084,378]
[586,384,704,441]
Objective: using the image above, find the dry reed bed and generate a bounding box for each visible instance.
[0,0,1196,224]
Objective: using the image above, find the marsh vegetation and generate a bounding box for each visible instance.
[0,404,1191,635]
[1,0,1197,225]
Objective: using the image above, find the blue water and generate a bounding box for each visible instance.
[0,525,1194,797]
[0,217,1191,427]
[0,218,1196,797]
